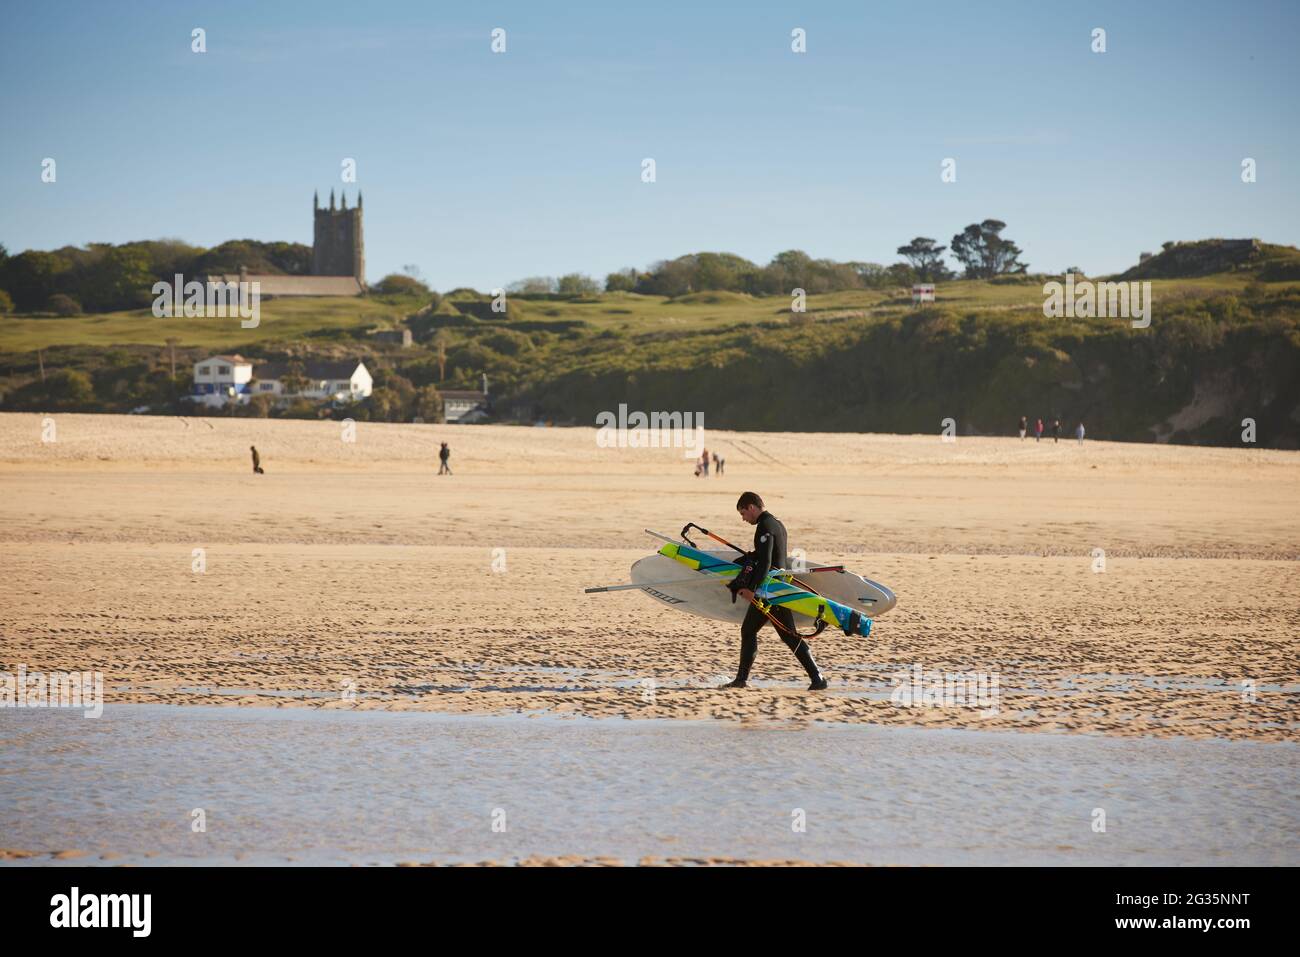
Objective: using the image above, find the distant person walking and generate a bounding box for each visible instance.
[438,442,452,475]
[1018,415,1027,440]
[700,449,710,477]
[1052,418,1061,443]
[1034,418,1043,442]
[713,452,725,476]
[1076,422,1086,445]
[250,445,264,474]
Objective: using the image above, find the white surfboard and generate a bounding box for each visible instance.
[629,545,896,625]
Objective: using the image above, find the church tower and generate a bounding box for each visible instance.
[312,189,364,281]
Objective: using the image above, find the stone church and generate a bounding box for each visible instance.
[312,189,365,280]
[207,190,366,297]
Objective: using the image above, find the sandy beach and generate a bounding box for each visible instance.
[1,412,1297,742]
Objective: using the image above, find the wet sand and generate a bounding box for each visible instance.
[1,412,1297,741]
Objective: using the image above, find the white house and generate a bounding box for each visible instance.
[439,373,491,423]
[440,389,490,423]
[250,359,373,403]
[189,355,254,407]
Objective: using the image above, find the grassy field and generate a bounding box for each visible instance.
[2,272,1291,353]
[0,286,891,351]
[0,294,415,352]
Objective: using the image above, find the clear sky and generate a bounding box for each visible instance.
[1,0,1297,289]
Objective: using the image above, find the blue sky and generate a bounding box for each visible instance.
[1,0,1297,289]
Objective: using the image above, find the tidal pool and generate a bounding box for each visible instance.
[1,705,1295,866]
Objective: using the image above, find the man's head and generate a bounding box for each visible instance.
[736,491,764,524]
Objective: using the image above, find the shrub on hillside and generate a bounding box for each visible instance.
[480,329,533,356]
[1259,260,1300,282]
[280,398,321,419]
[415,384,444,423]
[48,293,83,315]
[372,274,431,296]
[364,387,403,422]
[557,273,600,296]
[46,368,95,409]
[506,277,556,295]
[605,269,639,292]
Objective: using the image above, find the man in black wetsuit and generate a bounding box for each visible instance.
[722,491,828,691]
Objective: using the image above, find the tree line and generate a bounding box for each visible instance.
[0,219,1028,315]
[0,239,310,314]
[507,220,1027,297]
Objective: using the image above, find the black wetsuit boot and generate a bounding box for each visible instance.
[778,624,827,690]
[792,639,828,691]
[722,611,761,688]
[768,606,827,690]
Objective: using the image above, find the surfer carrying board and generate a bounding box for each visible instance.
[722,491,828,691]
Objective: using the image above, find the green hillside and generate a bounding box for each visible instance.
[1118,239,1300,282]
[0,293,411,352]
[3,242,1299,448]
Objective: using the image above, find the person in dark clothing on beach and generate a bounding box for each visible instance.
[1052,418,1061,443]
[1018,415,1027,439]
[250,445,264,474]
[438,442,452,475]
[721,491,828,692]
[1035,418,1043,442]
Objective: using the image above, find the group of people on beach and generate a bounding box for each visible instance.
[1019,415,1085,445]
[694,449,725,477]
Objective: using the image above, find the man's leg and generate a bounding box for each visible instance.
[773,607,828,690]
[722,604,765,688]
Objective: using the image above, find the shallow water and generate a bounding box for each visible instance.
[1,705,1295,866]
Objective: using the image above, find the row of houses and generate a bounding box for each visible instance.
[189,355,371,406]
[186,355,489,422]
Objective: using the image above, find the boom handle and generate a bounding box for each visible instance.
[681,522,746,555]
